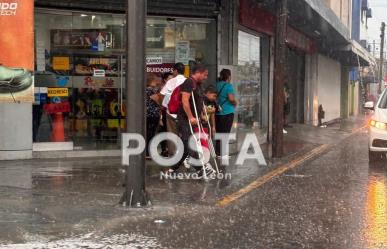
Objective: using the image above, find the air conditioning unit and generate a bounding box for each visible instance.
[360,40,368,49]
[362,0,369,10]
[366,8,372,18]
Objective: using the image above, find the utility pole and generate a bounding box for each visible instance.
[272,0,288,157]
[379,22,385,94]
[120,0,149,207]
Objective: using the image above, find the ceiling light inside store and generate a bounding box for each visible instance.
[81,14,88,17]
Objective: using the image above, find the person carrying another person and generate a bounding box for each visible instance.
[158,72,174,157]
[151,63,186,157]
[215,69,237,158]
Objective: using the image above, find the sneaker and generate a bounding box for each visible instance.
[283,129,288,134]
[183,156,191,169]
[196,163,216,179]
[217,155,231,160]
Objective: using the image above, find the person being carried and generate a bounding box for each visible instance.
[202,85,219,135]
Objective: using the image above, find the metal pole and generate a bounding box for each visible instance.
[272,0,288,157]
[120,0,149,207]
[379,22,385,94]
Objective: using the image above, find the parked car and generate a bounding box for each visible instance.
[365,89,387,162]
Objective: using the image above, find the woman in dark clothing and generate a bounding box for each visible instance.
[146,73,161,158]
[215,69,237,157]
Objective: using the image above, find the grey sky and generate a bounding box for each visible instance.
[368,0,387,42]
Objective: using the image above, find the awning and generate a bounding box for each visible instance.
[337,40,376,67]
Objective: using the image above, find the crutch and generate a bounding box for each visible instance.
[202,102,220,174]
[189,92,208,179]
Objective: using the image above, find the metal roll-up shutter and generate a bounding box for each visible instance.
[35,0,220,17]
[148,0,220,17]
[34,0,125,13]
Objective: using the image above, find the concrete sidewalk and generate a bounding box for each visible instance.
[0,116,368,244]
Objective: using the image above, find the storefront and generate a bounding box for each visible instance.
[33,8,217,151]
[238,0,316,136]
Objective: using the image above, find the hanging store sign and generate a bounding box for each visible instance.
[0,0,34,103]
[175,41,190,65]
[52,57,70,71]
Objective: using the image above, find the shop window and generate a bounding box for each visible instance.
[34,11,126,150]
[146,18,217,84]
[236,31,262,129]
[33,12,217,150]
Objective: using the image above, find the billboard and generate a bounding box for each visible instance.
[0,0,34,103]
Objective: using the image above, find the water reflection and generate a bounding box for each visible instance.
[364,175,387,248]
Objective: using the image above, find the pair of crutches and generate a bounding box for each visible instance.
[187,92,220,177]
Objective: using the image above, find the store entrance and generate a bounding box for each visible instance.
[33,10,126,150]
[33,10,217,151]
[286,48,305,124]
[70,55,126,150]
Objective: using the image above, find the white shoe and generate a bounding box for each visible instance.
[217,155,230,160]
[183,156,191,169]
[197,163,216,179]
[283,129,288,134]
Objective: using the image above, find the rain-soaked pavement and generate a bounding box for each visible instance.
[1,117,387,248]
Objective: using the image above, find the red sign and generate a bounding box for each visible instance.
[239,0,275,36]
[286,27,317,53]
[44,102,71,114]
[239,0,316,54]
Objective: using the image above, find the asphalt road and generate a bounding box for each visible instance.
[111,130,387,249]
[2,130,387,249]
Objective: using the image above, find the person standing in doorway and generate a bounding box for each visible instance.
[215,69,237,157]
[145,73,161,158]
[283,83,291,134]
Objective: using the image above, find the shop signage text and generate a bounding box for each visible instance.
[84,76,116,88]
[146,57,163,65]
[146,63,175,74]
[0,2,17,16]
[48,88,69,97]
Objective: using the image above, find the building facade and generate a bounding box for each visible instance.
[0,0,374,160]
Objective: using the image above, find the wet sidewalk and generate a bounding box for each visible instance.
[0,116,368,244]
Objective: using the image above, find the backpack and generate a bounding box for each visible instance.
[168,86,182,114]
[168,78,197,114]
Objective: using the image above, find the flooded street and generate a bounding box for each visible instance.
[1,130,387,248]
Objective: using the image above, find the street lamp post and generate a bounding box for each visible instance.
[379,22,385,94]
[120,0,149,207]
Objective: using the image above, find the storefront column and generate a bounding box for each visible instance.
[0,104,33,160]
[341,66,350,119]
[121,0,148,207]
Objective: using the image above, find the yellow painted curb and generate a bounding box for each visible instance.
[217,144,330,207]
